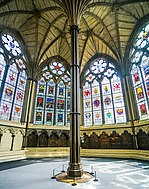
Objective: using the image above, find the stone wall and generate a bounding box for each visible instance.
[0,124,25,152]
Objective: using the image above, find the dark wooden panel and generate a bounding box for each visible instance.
[48,133,58,147]
[110,131,122,149]
[121,130,133,149]
[58,133,69,147]
[137,129,149,150]
[27,131,38,147]
[39,132,48,147]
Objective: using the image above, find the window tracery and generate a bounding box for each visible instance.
[0,33,27,122]
[34,62,70,126]
[83,58,126,126]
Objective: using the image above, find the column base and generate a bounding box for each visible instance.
[56,171,93,183]
[67,163,83,178]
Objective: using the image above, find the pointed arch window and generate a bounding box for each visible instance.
[130,23,149,120]
[34,62,70,126]
[83,58,126,126]
[0,33,27,122]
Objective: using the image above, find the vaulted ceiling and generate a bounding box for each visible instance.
[0,0,149,74]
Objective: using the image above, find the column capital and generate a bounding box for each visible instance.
[70,64,80,68]
[27,77,37,83]
[70,25,80,33]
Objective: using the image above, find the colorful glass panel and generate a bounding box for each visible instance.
[35,111,43,122]
[45,111,53,123]
[92,80,102,125]
[0,64,18,120]
[102,77,114,124]
[131,23,149,120]
[47,80,55,95]
[17,74,26,90]
[44,79,55,125]
[56,81,65,125]
[11,69,27,121]
[83,82,92,126]
[0,101,11,120]
[56,112,64,125]
[11,105,22,122]
[38,78,45,94]
[111,75,126,123]
[34,78,46,124]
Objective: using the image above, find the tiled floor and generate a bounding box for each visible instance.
[0,157,149,189]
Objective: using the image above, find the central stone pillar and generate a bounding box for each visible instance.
[67,25,83,178]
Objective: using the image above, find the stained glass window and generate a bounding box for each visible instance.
[83,58,126,126]
[34,62,70,126]
[130,23,149,120]
[0,33,27,122]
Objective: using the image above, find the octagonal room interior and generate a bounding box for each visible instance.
[0,0,149,188]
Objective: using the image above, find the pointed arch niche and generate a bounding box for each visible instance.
[34,61,70,126]
[81,56,127,126]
